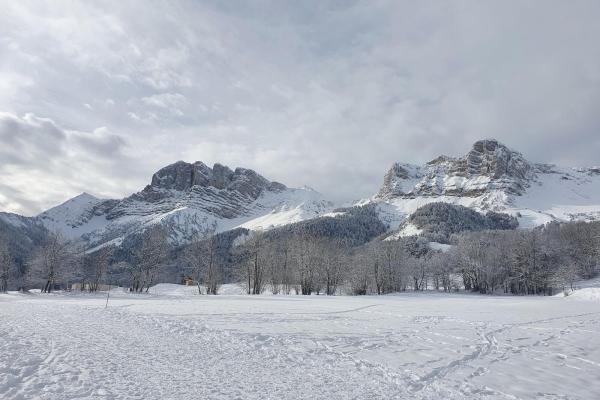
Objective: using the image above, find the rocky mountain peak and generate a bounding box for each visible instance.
[378,163,420,198]
[150,161,211,191]
[149,161,285,198]
[377,139,535,200]
[460,139,532,181]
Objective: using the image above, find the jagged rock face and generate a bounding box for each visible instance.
[149,161,280,199]
[378,139,535,199]
[458,139,532,181]
[151,161,212,190]
[105,161,290,220]
[377,163,420,198]
[225,167,270,198]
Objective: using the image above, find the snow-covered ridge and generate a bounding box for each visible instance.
[5,161,334,248]
[368,139,600,230]
[3,140,600,247]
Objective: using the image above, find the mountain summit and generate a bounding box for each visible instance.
[16,161,333,248]
[149,161,286,196]
[1,140,599,249]
[369,138,600,232]
[378,139,534,199]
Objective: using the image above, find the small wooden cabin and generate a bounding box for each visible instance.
[182,276,196,286]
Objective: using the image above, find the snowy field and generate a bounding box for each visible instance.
[1,286,600,400]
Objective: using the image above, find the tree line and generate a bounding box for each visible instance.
[228,219,600,296]
[1,213,598,296]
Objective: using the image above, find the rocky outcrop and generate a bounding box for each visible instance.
[149,161,284,198]
[377,163,420,198]
[150,161,212,191]
[459,139,532,181]
[378,139,536,199]
[105,161,291,220]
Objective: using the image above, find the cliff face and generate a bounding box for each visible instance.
[148,161,283,197]
[377,139,535,199]
[104,161,289,220]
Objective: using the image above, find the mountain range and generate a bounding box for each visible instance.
[1,139,599,249]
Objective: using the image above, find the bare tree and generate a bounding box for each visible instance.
[233,232,268,295]
[203,236,221,295]
[185,222,219,294]
[560,222,599,279]
[0,234,13,293]
[245,233,267,295]
[291,233,321,295]
[348,251,370,295]
[320,240,344,295]
[83,246,114,292]
[130,226,168,292]
[263,238,288,295]
[187,236,220,295]
[28,232,77,293]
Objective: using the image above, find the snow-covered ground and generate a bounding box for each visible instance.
[554,277,600,302]
[1,286,599,399]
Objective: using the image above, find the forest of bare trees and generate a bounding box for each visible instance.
[232,220,599,296]
[1,212,598,297]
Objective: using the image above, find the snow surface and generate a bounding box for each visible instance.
[385,221,423,240]
[554,277,600,301]
[558,287,600,301]
[428,242,453,252]
[1,288,599,399]
[513,168,600,227]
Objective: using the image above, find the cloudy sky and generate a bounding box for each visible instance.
[1,1,599,215]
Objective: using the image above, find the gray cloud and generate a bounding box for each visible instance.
[1,1,599,214]
[0,112,141,215]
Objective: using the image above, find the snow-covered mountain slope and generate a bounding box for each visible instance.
[0,212,48,261]
[28,161,334,247]
[363,139,600,231]
[37,192,110,238]
[3,139,598,247]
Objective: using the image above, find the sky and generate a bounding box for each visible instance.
[1,0,599,216]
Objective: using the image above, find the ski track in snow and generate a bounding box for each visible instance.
[1,291,599,400]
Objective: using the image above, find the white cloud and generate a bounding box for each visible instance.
[140,93,188,117]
